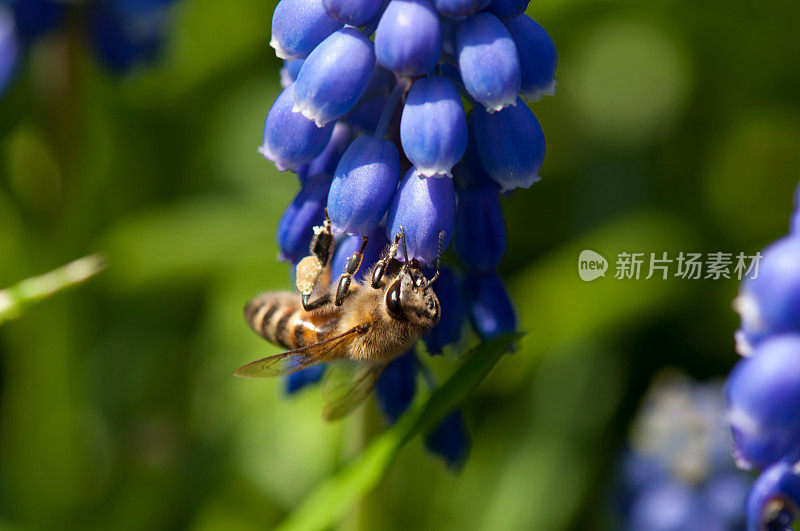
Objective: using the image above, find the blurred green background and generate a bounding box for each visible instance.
[1,0,799,529]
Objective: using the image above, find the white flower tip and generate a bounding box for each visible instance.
[258,144,292,171]
[521,79,558,103]
[270,38,295,61]
[734,329,754,357]
[413,167,453,179]
[484,98,517,114]
[291,101,330,128]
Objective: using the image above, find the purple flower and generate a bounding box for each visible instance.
[726,335,800,471]
[375,350,417,424]
[400,76,468,178]
[386,169,456,265]
[0,7,19,95]
[327,135,400,235]
[434,0,489,17]
[505,14,557,101]
[486,0,529,20]
[375,0,441,76]
[297,122,353,185]
[322,0,383,26]
[470,98,545,192]
[277,174,332,263]
[293,27,376,126]
[456,13,521,112]
[746,461,800,531]
[270,0,342,60]
[455,187,506,271]
[464,272,516,339]
[424,411,471,470]
[259,83,335,172]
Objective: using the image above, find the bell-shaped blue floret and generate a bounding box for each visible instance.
[434,0,489,17]
[331,225,390,281]
[455,187,506,271]
[322,0,383,26]
[280,59,304,87]
[277,174,332,264]
[375,350,417,424]
[726,335,800,471]
[386,169,456,265]
[453,129,501,191]
[464,272,516,339]
[270,0,343,60]
[293,27,376,127]
[327,135,400,235]
[487,0,529,20]
[424,411,471,470]
[736,236,800,348]
[259,83,335,171]
[400,77,468,178]
[297,122,353,185]
[456,13,520,112]
[746,461,800,531]
[0,7,19,95]
[285,365,326,394]
[423,266,463,354]
[89,1,167,73]
[375,0,441,76]
[470,98,545,192]
[505,15,557,101]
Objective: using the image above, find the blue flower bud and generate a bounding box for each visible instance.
[434,0,490,17]
[726,335,800,471]
[464,272,516,339]
[487,0,528,20]
[270,0,343,60]
[386,169,456,265]
[90,2,166,72]
[455,187,506,271]
[0,7,19,95]
[331,225,390,281]
[746,461,800,531]
[470,98,545,192]
[736,236,800,346]
[327,135,400,235]
[7,0,64,42]
[424,411,470,470]
[505,15,557,101]
[277,174,332,263]
[259,83,335,171]
[456,13,521,112]
[293,27,376,126]
[400,77,468,178]
[375,0,441,76]
[322,0,383,26]
[285,365,326,394]
[280,59,304,88]
[341,96,386,134]
[375,350,417,424]
[423,266,463,354]
[298,122,353,185]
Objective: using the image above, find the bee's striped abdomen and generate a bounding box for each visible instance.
[245,292,338,350]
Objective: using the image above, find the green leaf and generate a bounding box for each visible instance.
[0,254,106,325]
[276,333,522,531]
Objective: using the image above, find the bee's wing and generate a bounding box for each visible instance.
[234,324,368,378]
[321,362,386,421]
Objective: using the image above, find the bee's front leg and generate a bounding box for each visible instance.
[334,236,369,306]
[297,211,335,311]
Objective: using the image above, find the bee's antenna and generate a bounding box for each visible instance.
[425,230,445,288]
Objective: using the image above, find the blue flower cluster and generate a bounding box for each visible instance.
[0,0,178,95]
[617,373,751,531]
[262,0,555,468]
[727,183,800,530]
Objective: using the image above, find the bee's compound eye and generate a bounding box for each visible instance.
[386,281,405,320]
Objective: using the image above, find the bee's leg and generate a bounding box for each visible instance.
[297,211,335,311]
[371,230,403,288]
[334,236,369,306]
[425,230,446,287]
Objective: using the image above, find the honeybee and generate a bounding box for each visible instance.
[236,212,442,420]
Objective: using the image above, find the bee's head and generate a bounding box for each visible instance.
[384,260,440,329]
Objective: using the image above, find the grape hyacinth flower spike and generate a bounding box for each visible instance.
[270,0,342,60]
[504,14,558,101]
